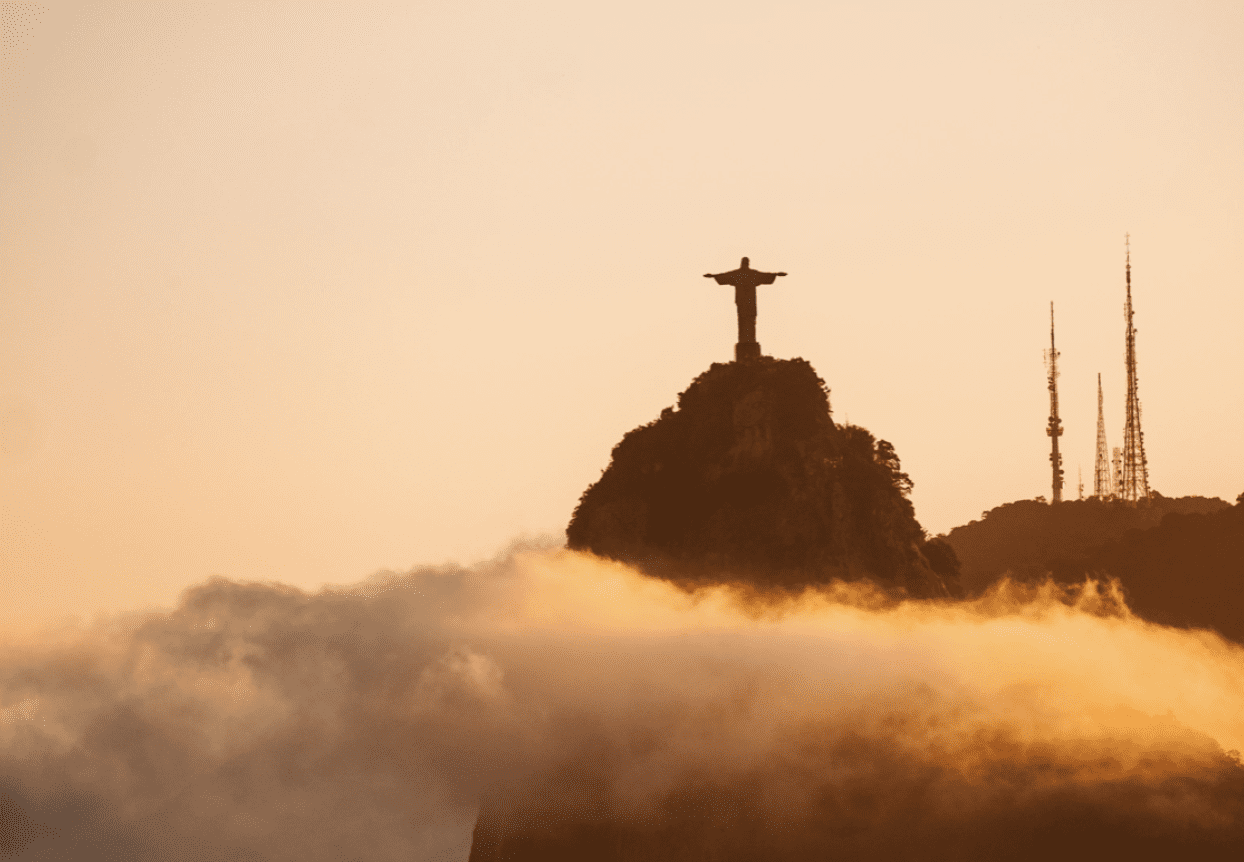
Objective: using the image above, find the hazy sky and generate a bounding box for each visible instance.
[3,0,1242,625]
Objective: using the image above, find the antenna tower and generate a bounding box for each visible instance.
[1077,466,1084,500]
[1120,235,1150,504]
[1093,373,1112,497]
[1044,302,1064,504]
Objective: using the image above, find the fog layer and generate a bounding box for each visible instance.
[3,543,1243,860]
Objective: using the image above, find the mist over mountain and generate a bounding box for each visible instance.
[3,359,1240,861]
[567,357,959,598]
[466,359,1244,860]
[944,494,1244,642]
[1090,500,1244,639]
[7,548,1244,862]
[946,494,1229,593]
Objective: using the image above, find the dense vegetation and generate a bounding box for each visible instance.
[945,493,1244,642]
[567,357,959,597]
[1088,500,1244,641]
[944,494,1229,595]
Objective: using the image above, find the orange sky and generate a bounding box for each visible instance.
[2,0,1242,626]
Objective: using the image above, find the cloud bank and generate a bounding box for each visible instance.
[2,542,1243,860]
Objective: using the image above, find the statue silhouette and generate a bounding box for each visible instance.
[704,257,786,361]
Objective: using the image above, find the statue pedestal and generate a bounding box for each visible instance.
[735,342,761,362]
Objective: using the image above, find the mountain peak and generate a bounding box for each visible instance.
[567,357,957,598]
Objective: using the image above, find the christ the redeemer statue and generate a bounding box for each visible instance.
[704,257,786,362]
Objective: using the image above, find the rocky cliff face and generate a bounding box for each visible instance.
[567,357,957,598]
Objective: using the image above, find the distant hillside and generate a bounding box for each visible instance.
[944,494,1244,643]
[944,495,1230,596]
[1088,502,1244,641]
[566,357,958,597]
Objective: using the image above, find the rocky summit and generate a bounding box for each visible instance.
[567,356,958,598]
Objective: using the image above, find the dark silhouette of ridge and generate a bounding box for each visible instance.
[944,493,1244,643]
[944,494,1229,595]
[566,356,959,598]
[1086,497,1244,641]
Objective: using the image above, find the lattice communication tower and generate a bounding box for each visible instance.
[1119,235,1150,504]
[1044,302,1064,504]
[1093,373,1112,498]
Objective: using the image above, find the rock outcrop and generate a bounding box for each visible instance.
[567,356,958,597]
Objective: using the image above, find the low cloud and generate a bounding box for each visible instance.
[2,542,1243,859]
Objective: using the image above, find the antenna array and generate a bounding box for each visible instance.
[1119,235,1150,504]
[1044,302,1064,504]
[1093,373,1112,497]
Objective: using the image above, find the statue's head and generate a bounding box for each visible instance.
[740,257,750,268]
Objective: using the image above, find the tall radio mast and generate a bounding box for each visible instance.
[1093,373,1112,497]
[1045,302,1064,504]
[1120,235,1150,504]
